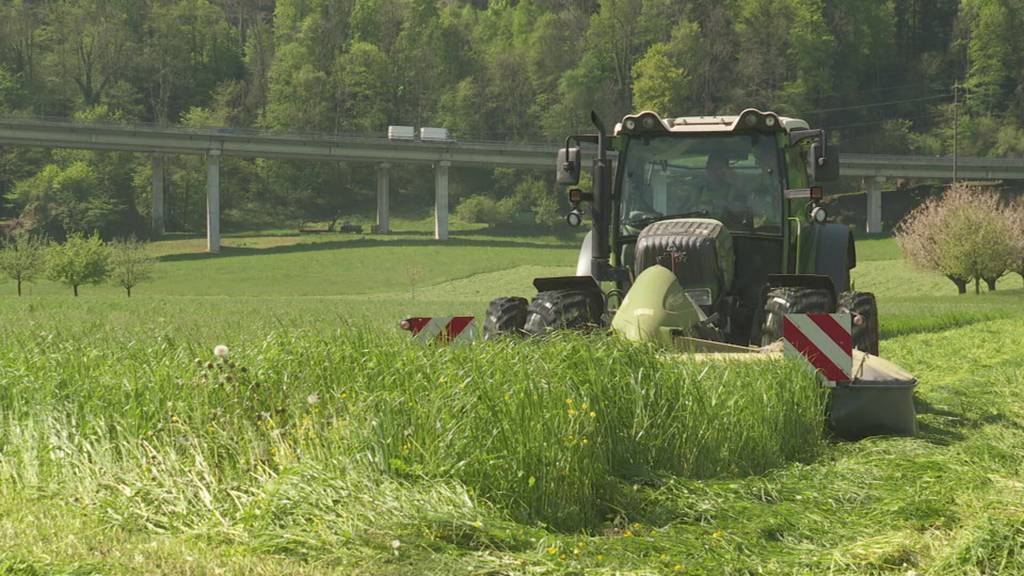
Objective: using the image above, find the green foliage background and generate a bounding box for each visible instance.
[1,0,1021,236]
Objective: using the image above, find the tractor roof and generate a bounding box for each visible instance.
[614,109,810,136]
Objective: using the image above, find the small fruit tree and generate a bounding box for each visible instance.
[896,184,1018,294]
[47,233,111,296]
[0,232,47,296]
[110,238,156,297]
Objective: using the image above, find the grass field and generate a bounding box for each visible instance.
[2,229,1024,575]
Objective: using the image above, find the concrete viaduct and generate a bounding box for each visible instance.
[2,117,1024,252]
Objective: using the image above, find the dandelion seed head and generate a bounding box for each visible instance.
[307,393,320,406]
[213,345,230,359]
[390,539,401,550]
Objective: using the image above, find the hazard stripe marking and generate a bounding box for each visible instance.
[808,313,852,354]
[786,314,852,375]
[403,316,478,345]
[783,313,853,382]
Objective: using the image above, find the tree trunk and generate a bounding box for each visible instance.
[73,284,79,297]
[16,279,21,297]
[948,276,967,294]
[985,277,998,291]
[974,278,980,295]
[127,286,132,297]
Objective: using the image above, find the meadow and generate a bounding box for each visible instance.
[1,227,1023,575]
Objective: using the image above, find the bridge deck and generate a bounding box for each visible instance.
[3,118,1024,179]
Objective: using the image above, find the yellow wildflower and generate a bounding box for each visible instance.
[589,411,597,418]
[546,546,558,555]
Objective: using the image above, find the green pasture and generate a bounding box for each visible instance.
[1,231,1024,574]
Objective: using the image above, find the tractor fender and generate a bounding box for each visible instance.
[576,230,594,277]
[810,223,855,294]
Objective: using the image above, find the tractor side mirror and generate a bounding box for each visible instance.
[809,142,840,182]
[557,147,582,185]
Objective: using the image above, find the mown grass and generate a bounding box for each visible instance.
[0,225,580,298]
[3,235,1024,574]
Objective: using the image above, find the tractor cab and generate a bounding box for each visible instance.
[551,109,846,345]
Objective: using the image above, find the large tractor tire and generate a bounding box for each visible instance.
[483,296,529,339]
[759,287,835,346]
[839,291,880,355]
[523,289,603,336]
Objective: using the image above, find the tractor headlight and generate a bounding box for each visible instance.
[624,118,637,131]
[736,109,782,132]
[566,209,583,227]
[685,288,713,307]
[641,116,656,129]
[811,205,828,223]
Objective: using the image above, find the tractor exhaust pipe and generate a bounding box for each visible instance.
[590,111,612,279]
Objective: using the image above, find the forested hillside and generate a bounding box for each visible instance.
[1,0,1022,237]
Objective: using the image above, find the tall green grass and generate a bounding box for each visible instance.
[0,324,825,534]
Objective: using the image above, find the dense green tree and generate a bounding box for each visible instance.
[632,21,700,115]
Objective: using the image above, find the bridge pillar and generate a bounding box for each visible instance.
[435,160,451,241]
[866,176,884,235]
[376,162,391,234]
[151,155,165,236]
[206,150,221,253]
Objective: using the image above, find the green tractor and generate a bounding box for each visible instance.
[485,109,877,352]
[478,109,918,438]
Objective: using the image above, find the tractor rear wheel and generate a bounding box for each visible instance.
[483,296,529,339]
[759,287,835,346]
[523,289,603,336]
[839,291,880,355]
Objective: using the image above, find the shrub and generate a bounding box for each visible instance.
[1009,199,1024,286]
[110,238,156,297]
[895,184,1017,294]
[513,177,562,228]
[454,195,513,227]
[0,232,47,296]
[47,233,111,296]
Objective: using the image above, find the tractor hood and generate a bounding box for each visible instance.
[633,218,735,310]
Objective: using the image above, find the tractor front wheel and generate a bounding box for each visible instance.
[839,291,880,355]
[523,290,603,336]
[760,287,835,346]
[483,296,529,339]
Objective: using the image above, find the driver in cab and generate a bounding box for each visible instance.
[698,146,781,231]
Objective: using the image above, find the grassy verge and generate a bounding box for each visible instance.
[3,236,1024,573]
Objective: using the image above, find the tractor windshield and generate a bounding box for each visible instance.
[619,133,784,234]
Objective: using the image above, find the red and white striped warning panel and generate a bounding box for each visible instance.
[782,313,853,383]
[400,316,478,344]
